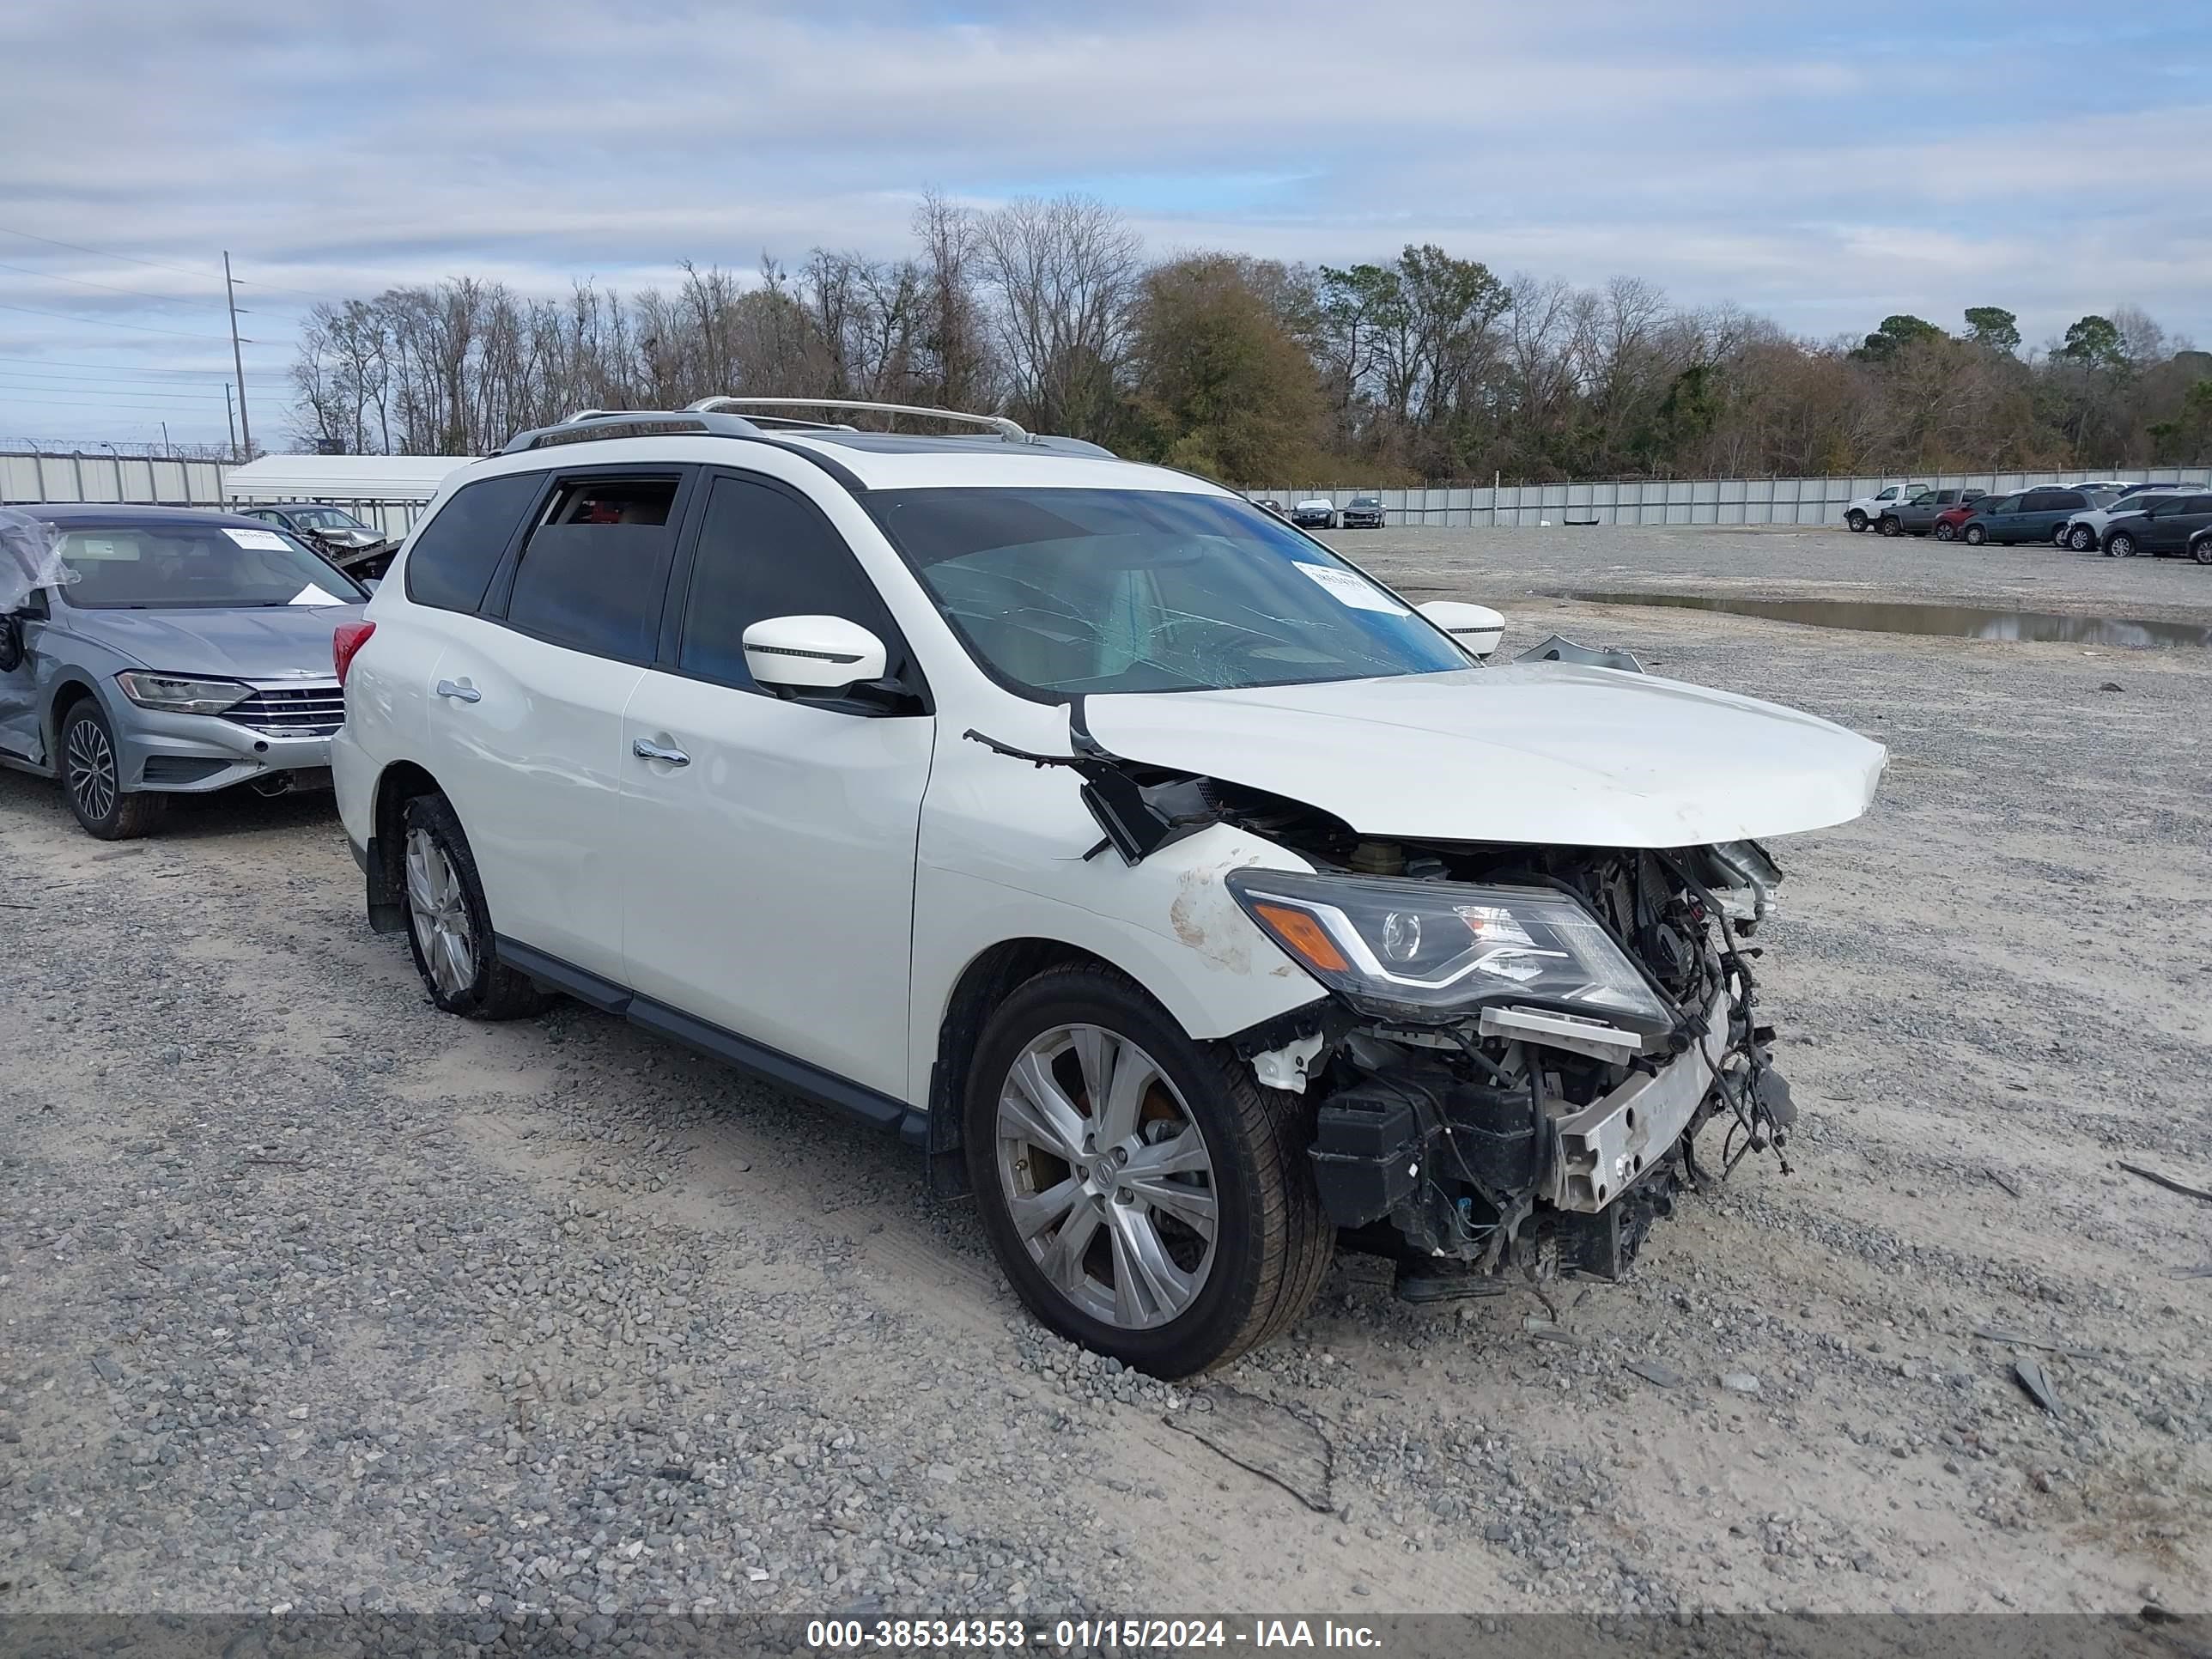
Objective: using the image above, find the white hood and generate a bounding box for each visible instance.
[1083,664,1887,849]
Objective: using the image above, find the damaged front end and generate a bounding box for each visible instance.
[1227,837,1795,1292]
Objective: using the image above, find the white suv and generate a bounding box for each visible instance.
[332,398,1886,1376]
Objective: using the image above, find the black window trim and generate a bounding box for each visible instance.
[650,464,933,717]
[473,463,699,667]
[402,469,549,616]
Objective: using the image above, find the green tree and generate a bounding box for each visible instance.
[1962,306,2021,354]
[1851,314,1943,363]
[1125,254,1321,483]
[2057,314,2126,371]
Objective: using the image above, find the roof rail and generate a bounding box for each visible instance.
[684,396,1030,445]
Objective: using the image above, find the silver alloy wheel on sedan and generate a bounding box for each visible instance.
[2069,525,2097,550]
[64,714,117,823]
[994,1023,1218,1331]
[404,825,477,996]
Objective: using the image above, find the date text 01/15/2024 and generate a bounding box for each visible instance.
[805,1619,1385,1651]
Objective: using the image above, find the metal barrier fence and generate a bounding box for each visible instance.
[1252,469,2212,527]
[8,449,2209,535]
[0,452,422,537]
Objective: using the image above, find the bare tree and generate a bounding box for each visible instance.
[975,193,1140,438]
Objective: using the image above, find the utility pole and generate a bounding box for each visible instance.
[223,383,238,460]
[223,252,252,459]
[161,422,171,456]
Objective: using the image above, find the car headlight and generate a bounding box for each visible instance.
[1225,868,1675,1030]
[114,672,252,715]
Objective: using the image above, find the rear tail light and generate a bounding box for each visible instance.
[333,621,375,687]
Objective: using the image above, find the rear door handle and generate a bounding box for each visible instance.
[435,679,481,703]
[632,738,690,767]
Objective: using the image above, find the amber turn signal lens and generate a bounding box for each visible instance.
[1251,902,1350,973]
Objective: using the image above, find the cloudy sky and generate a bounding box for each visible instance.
[2,0,2207,447]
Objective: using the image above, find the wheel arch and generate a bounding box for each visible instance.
[924,936,1166,1198]
[366,758,444,933]
[43,672,106,757]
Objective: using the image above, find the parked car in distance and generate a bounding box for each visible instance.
[1844,484,1929,532]
[0,504,367,838]
[2064,480,2140,495]
[1956,487,2096,546]
[234,501,400,578]
[1250,498,1286,519]
[1290,497,1338,530]
[2062,487,2192,551]
[331,397,1884,1377]
[1877,487,1985,538]
[1341,495,1385,529]
[2101,493,2212,559]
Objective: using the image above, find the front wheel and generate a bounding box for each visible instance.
[2069,526,2098,551]
[399,793,549,1019]
[2107,532,2137,559]
[1878,515,1902,537]
[964,964,1332,1377]
[1935,522,1956,542]
[1845,511,1869,532]
[1963,525,1987,546]
[59,702,167,840]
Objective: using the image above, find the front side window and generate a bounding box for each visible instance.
[871,488,1468,697]
[51,522,365,610]
[502,476,680,663]
[283,505,373,532]
[677,474,901,692]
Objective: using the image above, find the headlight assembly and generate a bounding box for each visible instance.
[1225,867,1675,1030]
[114,672,252,715]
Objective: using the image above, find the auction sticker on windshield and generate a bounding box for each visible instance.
[1292,562,1408,615]
[223,527,295,550]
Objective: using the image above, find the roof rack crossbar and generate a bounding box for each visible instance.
[683,396,1030,444]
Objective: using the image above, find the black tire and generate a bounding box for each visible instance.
[2070,526,2098,551]
[2106,532,2137,559]
[1935,522,1955,542]
[1962,524,1987,546]
[1845,511,1868,532]
[58,701,167,841]
[2194,539,2212,566]
[1878,515,1902,537]
[964,963,1332,1377]
[398,793,548,1020]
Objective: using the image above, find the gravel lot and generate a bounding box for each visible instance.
[3,525,2209,1626]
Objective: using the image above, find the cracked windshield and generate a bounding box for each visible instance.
[875,487,1469,693]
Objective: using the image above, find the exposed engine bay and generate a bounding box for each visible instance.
[1225,822,1796,1293]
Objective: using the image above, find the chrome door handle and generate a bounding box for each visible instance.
[434,679,481,703]
[631,738,690,766]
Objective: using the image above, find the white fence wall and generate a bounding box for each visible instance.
[0,451,424,537]
[1255,468,2212,527]
[9,449,2209,536]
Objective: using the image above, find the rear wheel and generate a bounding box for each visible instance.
[964,964,1332,1377]
[2107,531,2138,559]
[1963,524,1987,546]
[1845,511,1868,533]
[59,702,167,841]
[400,793,548,1019]
[2194,539,2212,566]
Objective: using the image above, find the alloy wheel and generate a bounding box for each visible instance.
[404,825,477,996]
[994,1024,1218,1331]
[64,715,117,823]
[1935,523,1955,542]
[2070,526,2096,550]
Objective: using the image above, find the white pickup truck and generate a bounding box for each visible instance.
[1843,484,1930,533]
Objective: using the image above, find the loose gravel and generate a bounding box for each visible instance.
[3,525,2208,1625]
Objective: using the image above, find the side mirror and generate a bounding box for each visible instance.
[741,614,888,692]
[1417,600,1505,661]
[361,578,381,594]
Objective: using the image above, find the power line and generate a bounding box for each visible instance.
[0,367,232,391]
[0,355,233,379]
[0,379,228,404]
[0,258,224,310]
[0,224,227,283]
[0,298,243,342]
[0,392,235,416]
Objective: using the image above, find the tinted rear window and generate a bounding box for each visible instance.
[502,477,681,663]
[404,474,543,613]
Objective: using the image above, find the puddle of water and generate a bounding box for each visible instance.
[1545,591,2212,649]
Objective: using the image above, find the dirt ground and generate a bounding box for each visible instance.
[3,525,2208,1625]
